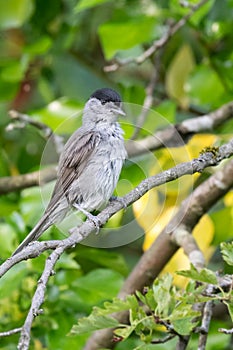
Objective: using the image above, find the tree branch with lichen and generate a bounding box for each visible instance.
[0,139,232,349]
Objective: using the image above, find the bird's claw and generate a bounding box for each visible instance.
[86,212,101,234]
[109,196,127,210]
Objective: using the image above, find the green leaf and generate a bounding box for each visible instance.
[170,303,200,335]
[76,247,128,276]
[114,324,135,339]
[0,0,34,29]
[76,0,112,12]
[71,313,119,335]
[0,263,28,298]
[30,98,83,133]
[72,269,124,305]
[152,274,174,317]
[211,207,233,245]
[165,45,195,109]
[136,289,157,311]
[101,295,138,315]
[56,253,80,270]
[0,223,16,256]
[24,36,52,55]
[99,18,156,60]
[1,60,28,83]
[177,264,218,285]
[70,295,138,336]
[155,100,176,124]
[186,65,225,109]
[221,242,233,266]
[52,53,109,101]
[226,302,233,322]
[172,315,199,336]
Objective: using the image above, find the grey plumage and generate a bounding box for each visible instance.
[13,88,127,255]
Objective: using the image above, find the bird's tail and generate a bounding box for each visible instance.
[12,214,52,256]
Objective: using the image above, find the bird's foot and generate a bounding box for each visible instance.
[85,212,101,234]
[73,203,101,234]
[109,196,127,210]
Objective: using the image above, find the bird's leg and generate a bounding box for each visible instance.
[73,203,101,233]
[109,196,127,210]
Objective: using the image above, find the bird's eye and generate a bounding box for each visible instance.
[101,99,107,105]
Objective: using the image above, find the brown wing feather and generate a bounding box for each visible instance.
[45,130,100,213]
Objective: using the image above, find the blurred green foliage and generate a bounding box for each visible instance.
[0,0,233,349]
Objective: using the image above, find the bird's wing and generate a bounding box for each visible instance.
[46,129,100,212]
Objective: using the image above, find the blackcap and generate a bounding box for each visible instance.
[13,88,127,255]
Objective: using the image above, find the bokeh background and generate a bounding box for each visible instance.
[0,0,233,349]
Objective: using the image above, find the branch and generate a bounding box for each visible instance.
[219,328,233,334]
[176,336,190,350]
[197,286,215,350]
[1,138,233,277]
[127,101,233,157]
[0,139,230,349]
[7,110,64,155]
[84,154,233,349]
[0,327,22,338]
[1,101,232,195]
[0,166,57,195]
[130,53,161,140]
[104,0,209,72]
[17,246,65,350]
[151,334,176,344]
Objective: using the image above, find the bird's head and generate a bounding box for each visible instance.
[83,88,125,125]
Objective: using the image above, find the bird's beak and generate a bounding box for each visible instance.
[114,105,126,117]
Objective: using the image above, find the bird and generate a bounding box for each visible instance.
[12,88,127,256]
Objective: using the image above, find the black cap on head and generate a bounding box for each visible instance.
[90,88,122,104]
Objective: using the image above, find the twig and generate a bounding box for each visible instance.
[7,110,64,155]
[130,54,161,140]
[17,246,65,350]
[0,166,57,195]
[198,300,214,349]
[219,328,233,334]
[104,0,209,72]
[176,336,190,350]
[151,334,176,344]
[174,228,205,270]
[0,327,22,337]
[127,101,233,157]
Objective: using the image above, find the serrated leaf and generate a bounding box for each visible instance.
[170,304,200,335]
[71,313,119,335]
[177,264,218,285]
[136,289,157,311]
[221,242,233,266]
[153,274,174,316]
[101,295,138,315]
[114,325,135,339]
[172,317,199,336]
[70,295,138,337]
